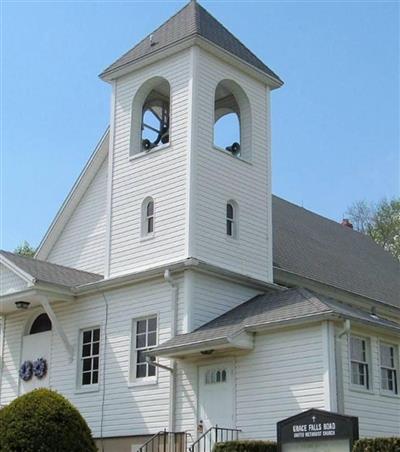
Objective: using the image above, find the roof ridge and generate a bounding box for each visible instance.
[0,250,103,277]
[273,195,375,240]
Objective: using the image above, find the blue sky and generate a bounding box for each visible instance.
[1,0,399,252]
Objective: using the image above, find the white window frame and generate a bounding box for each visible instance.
[379,341,399,396]
[129,315,158,385]
[141,197,155,239]
[349,335,371,391]
[77,326,100,391]
[226,201,238,239]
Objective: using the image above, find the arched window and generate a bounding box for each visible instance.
[29,313,52,335]
[142,197,154,236]
[130,78,170,156]
[214,80,251,160]
[226,201,238,238]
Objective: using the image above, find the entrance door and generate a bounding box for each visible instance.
[20,313,52,394]
[21,331,51,393]
[198,363,235,431]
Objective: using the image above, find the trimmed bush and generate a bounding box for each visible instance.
[352,438,400,452]
[213,441,277,452]
[0,388,97,452]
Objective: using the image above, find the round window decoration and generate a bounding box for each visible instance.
[19,360,33,381]
[32,358,47,379]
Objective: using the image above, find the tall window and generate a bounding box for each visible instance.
[132,316,157,380]
[80,327,100,387]
[380,343,398,394]
[350,336,370,390]
[226,201,237,238]
[142,197,154,236]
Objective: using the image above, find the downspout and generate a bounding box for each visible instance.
[335,319,351,414]
[164,269,178,432]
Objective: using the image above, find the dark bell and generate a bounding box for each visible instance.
[142,139,151,150]
[226,142,241,154]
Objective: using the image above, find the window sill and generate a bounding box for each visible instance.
[129,143,171,161]
[379,390,400,399]
[140,233,155,243]
[212,145,252,164]
[128,377,158,388]
[349,385,374,395]
[75,385,100,394]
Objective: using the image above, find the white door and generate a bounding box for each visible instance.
[198,363,235,431]
[20,331,51,393]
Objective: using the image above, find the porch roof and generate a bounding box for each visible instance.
[153,288,400,358]
[0,250,103,289]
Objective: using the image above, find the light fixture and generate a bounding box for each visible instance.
[15,301,30,310]
[200,350,214,355]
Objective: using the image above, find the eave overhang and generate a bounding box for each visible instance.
[100,36,283,90]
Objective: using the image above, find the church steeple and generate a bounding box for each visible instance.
[104,1,281,282]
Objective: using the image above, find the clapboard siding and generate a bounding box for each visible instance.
[191,272,260,331]
[341,330,400,437]
[174,325,326,441]
[109,50,191,277]
[0,277,182,437]
[0,311,25,404]
[46,157,108,275]
[191,49,272,282]
[236,325,326,440]
[0,265,28,295]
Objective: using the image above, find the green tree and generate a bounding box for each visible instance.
[14,240,36,257]
[0,388,97,452]
[346,198,400,260]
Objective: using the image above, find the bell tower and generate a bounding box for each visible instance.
[101,0,282,282]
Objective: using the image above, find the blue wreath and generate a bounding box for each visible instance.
[19,360,33,381]
[32,358,47,379]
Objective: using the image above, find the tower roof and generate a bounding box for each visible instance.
[100,1,282,84]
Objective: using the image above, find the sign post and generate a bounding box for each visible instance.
[277,409,359,452]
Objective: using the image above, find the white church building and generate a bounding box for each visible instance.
[1,2,399,451]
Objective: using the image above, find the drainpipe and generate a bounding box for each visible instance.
[335,319,351,414]
[164,269,178,432]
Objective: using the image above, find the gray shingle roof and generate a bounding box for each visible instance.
[272,196,400,309]
[0,250,103,289]
[100,0,282,83]
[154,288,400,354]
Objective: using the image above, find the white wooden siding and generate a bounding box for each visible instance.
[0,311,25,404]
[191,272,260,331]
[174,324,326,441]
[108,51,191,277]
[0,277,180,438]
[236,325,326,440]
[46,157,108,275]
[190,49,273,283]
[341,329,400,437]
[0,265,28,295]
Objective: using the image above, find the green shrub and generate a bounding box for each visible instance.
[213,440,277,452]
[0,388,97,452]
[352,438,400,452]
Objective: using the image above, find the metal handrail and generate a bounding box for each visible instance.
[189,426,241,452]
[138,430,188,452]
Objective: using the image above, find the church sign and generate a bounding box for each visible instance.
[277,409,359,452]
